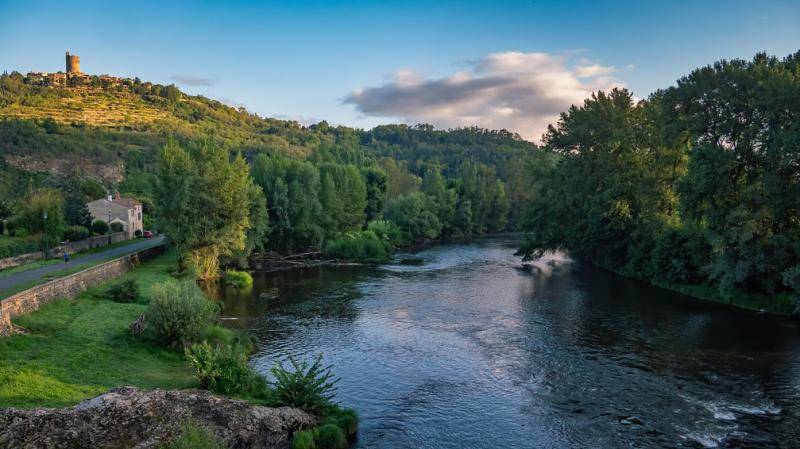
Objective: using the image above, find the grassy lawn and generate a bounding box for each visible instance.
[0,250,198,408]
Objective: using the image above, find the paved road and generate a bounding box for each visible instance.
[0,236,164,295]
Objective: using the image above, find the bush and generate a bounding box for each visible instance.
[147,279,219,348]
[367,220,402,247]
[292,430,317,449]
[134,229,143,238]
[324,231,392,263]
[222,270,253,288]
[326,407,358,438]
[316,424,347,449]
[271,354,338,415]
[185,341,268,397]
[106,278,140,303]
[92,219,110,235]
[62,225,90,242]
[0,235,39,258]
[110,222,124,233]
[159,421,226,449]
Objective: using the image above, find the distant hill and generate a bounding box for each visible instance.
[0,71,537,198]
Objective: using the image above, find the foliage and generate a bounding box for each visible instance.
[16,188,65,238]
[91,220,110,235]
[517,51,800,305]
[316,424,347,449]
[0,235,40,259]
[110,222,124,233]
[159,421,226,449]
[62,225,90,242]
[154,139,254,279]
[324,230,392,263]
[366,219,402,247]
[222,270,253,289]
[106,278,140,303]
[383,192,442,245]
[185,341,267,397]
[292,430,317,449]
[270,354,339,415]
[146,279,219,348]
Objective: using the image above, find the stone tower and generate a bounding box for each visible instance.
[65,51,80,74]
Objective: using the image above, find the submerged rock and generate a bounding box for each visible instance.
[0,386,316,449]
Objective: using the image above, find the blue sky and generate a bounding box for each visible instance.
[1,0,798,140]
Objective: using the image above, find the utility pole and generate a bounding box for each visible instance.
[42,212,48,260]
[108,209,112,245]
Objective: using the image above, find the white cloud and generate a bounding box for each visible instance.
[344,51,627,142]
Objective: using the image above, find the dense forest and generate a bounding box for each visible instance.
[517,52,800,311]
[0,71,536,268]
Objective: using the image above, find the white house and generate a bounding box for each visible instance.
[86,192,143,238]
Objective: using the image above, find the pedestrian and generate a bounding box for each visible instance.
[64,250,69,264]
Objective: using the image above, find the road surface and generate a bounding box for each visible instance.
[0,237,164,296]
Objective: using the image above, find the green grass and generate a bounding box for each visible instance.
[0,250,199,408]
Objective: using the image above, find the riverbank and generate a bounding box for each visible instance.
[0,250,197,408]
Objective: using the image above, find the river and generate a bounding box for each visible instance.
[218,237,800,449]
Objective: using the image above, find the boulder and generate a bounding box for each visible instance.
[0,386,316,449]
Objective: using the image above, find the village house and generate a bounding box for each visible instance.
[86,192,143,239]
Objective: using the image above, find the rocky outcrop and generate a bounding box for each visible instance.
[0,387,316,449]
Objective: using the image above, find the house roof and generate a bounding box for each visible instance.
[87,197,141,210]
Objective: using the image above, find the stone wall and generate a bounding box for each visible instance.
[0,245,164,337]
[0,232,127,271]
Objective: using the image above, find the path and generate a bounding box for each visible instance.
[0,237,164,295]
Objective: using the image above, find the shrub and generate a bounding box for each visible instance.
[292,430,317,449]
[367,219,402,247]
[316,424,347,449]
[134,229,143,238]
[159,421,226,449]
[185,341,268,397]
[324,231,392,263]
[326,407,358,438]
[223,270,253,288]
[147,279,218,348]
[0,235,39,258]
[106,278,140,303]
[110,222,124,233]
[271,354,338,415]
[92,219,110,235]
[62,225,90,242]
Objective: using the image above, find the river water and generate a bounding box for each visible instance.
[218,237,800,449]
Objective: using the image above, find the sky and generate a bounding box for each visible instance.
[1,0,798,141]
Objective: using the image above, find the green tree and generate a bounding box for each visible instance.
[17,188,65,239]
[154,139,254,279]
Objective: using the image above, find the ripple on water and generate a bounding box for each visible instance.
[218,237,800,449]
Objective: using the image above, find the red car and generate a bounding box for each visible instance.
[142,230,154,238]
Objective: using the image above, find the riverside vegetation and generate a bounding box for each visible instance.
[0,250,357,448]
[516,52,800,314]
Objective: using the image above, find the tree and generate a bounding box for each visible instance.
[17,188,65,239]
[318,163,367,238]
[361,166,388,221]
[154,139,254,279]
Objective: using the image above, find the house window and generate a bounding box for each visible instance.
[138,212,142,221]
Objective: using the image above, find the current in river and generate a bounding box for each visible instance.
[217,237,800,449]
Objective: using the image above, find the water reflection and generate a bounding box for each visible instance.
[216,237,800,449]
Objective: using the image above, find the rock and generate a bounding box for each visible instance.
[618,415,644,425]
[0,386,316,449]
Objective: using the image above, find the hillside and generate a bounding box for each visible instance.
[0,72,537,195]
